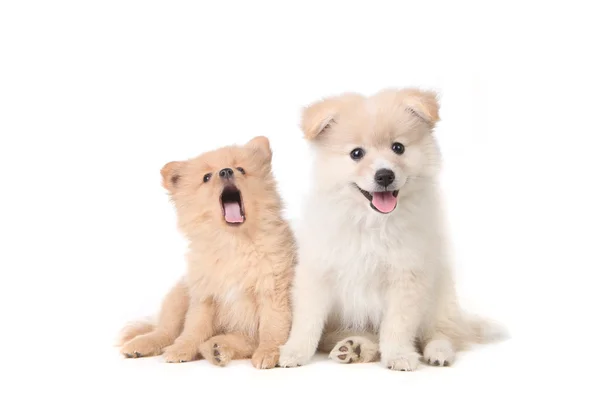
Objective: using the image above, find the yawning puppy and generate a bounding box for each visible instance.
[118,136,296,368]
[279,88,504,370]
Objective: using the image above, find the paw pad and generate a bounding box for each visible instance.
[330,339,362,364]
[202,341,229,366]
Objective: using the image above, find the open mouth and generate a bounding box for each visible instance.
[220,185,245,225]
[354,184,399,214]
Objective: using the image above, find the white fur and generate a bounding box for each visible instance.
[279,90,504,370]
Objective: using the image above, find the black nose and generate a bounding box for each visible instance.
[219,168,234,179]
[375,169,395,187]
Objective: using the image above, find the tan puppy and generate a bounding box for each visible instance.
[118,136,296,369]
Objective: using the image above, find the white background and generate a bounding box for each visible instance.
[1,1,598,399]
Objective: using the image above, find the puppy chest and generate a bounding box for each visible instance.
[215,291,259,335]
[191,254,262,293]
[330,270,387,330]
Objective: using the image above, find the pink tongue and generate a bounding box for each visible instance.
[372,192,397,213]
[223,202,243,223]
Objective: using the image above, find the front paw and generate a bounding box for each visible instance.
[382,351,420,371]
[278,343,312,368]
[163,341,198,363]
[252,347,279,369]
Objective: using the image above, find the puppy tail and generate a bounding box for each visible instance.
[115,317,156,346]
[464,314,509,344]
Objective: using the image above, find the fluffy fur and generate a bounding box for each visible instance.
[118,136,296,369]
[279,88,504,370]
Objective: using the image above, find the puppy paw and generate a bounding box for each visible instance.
[329,337,379,364]
[202,340,234,367]
[383,351,420,371]
[423,339,455,367]
[252,347,279,369]
[121,333,165,358]
[278,343,312,368]
[163,341,198,363]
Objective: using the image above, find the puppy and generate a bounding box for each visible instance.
[279,88,504,370]
[118,136,296,369]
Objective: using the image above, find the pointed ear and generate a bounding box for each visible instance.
[245,135,272,162]
[400,88,440,126]
[160,161,185,192]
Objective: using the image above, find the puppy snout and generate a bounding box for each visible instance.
[374,169,395,187]
[219,168,234,180]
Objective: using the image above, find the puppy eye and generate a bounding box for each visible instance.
[350,148,365,161]
[391,142,405,155]
[203,173,212,182]
[236,167,245,175]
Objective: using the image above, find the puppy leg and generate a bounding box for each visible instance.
[121,279,189,358]
[199,333,256,367]
[322,332,380,364]
[420,278,471,366]
[252,259,293,369]
[279,267,331,367]
[421,307,472,366]
[379,268,427,371]
[163,297,214,363]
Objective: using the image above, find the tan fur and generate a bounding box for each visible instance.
[117,321,154,346]
[119,136,296,369]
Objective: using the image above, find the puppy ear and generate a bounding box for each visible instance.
[401,89,440,126]
[301,94,363,140]
[301,97,342,140]
[161,161,184,192]
[245,135,272,162]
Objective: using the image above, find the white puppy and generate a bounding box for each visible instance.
[279,88,504,370]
